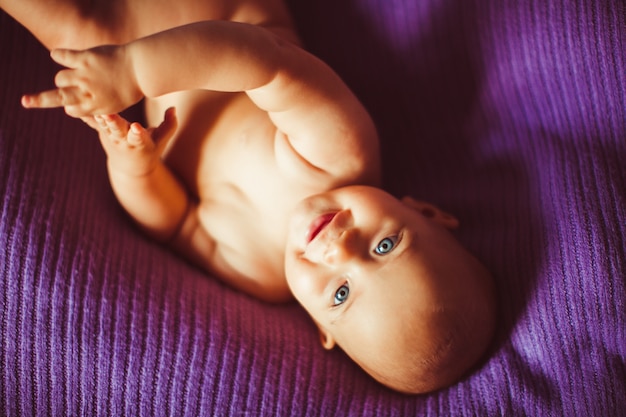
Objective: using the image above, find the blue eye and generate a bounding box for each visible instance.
[333,283,350,306]
[374,236,398,255]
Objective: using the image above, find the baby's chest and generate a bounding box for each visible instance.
[167,106,331,284]
[187,106,327,209]
[160,93,311,193]
[192,165,309,284]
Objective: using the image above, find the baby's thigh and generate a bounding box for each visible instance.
[75,0,234,46]
[4,0,285,49]
[0,0,134,49]
[1,0,209,49]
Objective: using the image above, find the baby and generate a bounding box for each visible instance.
[2,0,496,394]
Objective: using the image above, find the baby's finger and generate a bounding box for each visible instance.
[153,107,178,150]
[64,104,92,118]
[22,89,64,109]
[128,122,148,146]
[80,116,99,130]
[93,115,111,135]
[22,87,84,109]
[54,69,77,88]
[50,49,81,68]
[102,114,130,138]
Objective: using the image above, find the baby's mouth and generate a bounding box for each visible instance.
[306,213,337,244]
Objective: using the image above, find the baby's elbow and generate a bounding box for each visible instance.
[342,127,381,186]
[343,149,381,187]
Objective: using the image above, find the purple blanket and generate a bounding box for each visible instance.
[1,0,625,415]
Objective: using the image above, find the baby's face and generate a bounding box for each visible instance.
[284,186,495,393]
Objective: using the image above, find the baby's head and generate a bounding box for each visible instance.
[285,186,496,394]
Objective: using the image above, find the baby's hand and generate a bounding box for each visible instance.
[92,108,177,177]
[21,45,142,117]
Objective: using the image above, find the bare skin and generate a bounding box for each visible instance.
[5,0,381,301]
[1,0,496,393]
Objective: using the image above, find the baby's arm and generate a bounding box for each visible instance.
[93,109,188,241]
[23,20,381,184]
[91,110,190,240]
[93,110,216,269]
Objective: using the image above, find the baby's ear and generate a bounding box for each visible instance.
[401,196,460,229]
[318,327,336,350]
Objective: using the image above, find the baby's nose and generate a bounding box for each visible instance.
[323,229,363,264]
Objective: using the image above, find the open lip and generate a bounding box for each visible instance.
[306,212,337,244]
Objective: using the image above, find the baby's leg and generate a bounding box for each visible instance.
[0,0,130,50]
[1,0,297,51]
[0,0,210,50]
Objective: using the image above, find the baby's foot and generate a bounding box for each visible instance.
[94,109,176,177]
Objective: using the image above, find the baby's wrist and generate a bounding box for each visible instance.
[106,157,160,180]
